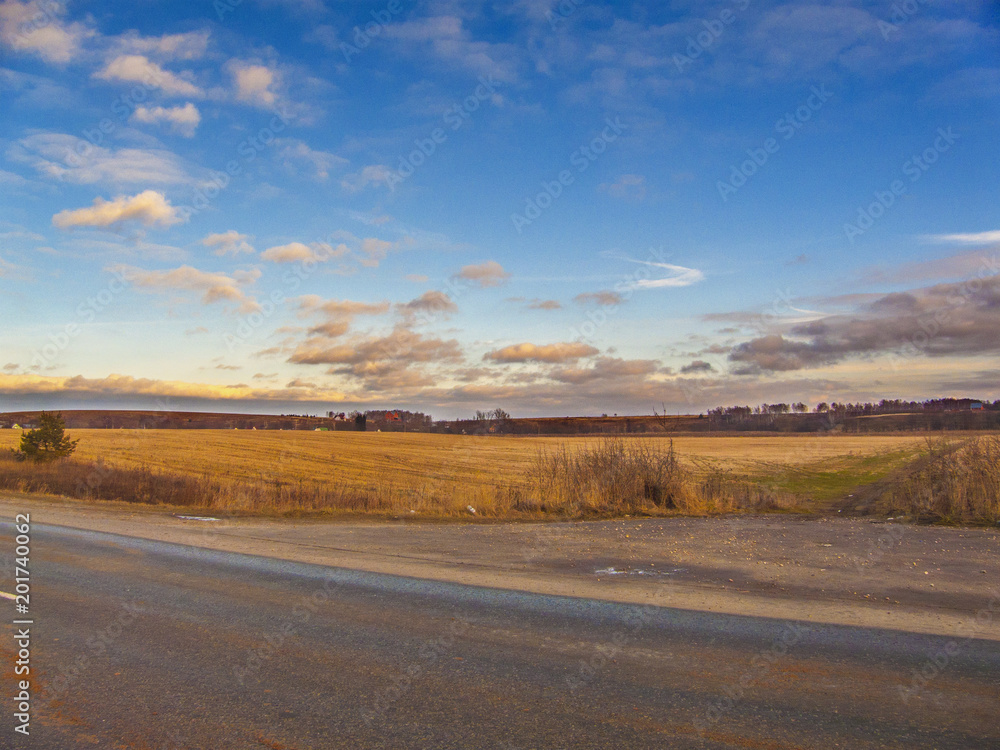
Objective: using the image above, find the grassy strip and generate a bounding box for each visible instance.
[759,447,928,503]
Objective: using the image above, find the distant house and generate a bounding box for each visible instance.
[971,401,984,410]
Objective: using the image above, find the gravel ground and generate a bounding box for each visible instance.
[1,493,997,640]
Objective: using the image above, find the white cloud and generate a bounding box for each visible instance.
[618,259,705,290]
[304,24,338,49]
[385,15,519,82]
[359,238,394,268]
[53,190,184,230]
[261,241,344,264]
[38,236,185,261]
[257,0,327,14]
[454,261,510,288]
[0,255,18,277]
[229,61,279,106]
[0,371,353,402]
[277,139,347,180]
[0,0,93,63]
[12,133,191,185]
[114,30,210,61]
[926,230,1000,245]
[745,5,876,78]
[113,264,261,313]
[600,174,647,201]
[298,296,391,318]
[341,165,393,192]
[261,242,313,263]
[350,211,393,226]
[130,103,201,137]
[484,342,599,364]
[0,227,44,241]
[0,168,28,186]
[94,55,203,97]
[202,230,255,256]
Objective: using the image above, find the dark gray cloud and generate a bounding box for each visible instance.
[296,294,392,340]
[574,290,623,306]
[290,326,463,370]
[860,248,999,285]
[527,299,562,310]
[935,369,1000,393]
[729,271,1000,374]
[396,290,458,322]
[397,290,457,314]
[680,360,715,374]
[550,357,660,385]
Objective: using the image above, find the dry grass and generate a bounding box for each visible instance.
[518,439,794,515]
[0,428,952,519]
[876,436,1000,524]
[0,451,397,514]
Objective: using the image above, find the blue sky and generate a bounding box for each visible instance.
[0,0,997,417]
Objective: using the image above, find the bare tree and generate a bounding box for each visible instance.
[653,402,671,432]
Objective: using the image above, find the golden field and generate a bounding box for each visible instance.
[0,429,940,517]
[0,428,930,483]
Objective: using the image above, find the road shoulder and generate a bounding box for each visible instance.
[2,492,998,640]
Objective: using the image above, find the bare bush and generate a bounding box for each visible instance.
[523,438,795,516]
[879,437,1000,524]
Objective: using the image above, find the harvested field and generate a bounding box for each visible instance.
[0,430,950,518]
[0,429,931,482]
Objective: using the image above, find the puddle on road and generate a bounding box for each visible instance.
[594,567,686,577]
[174,515,222,522]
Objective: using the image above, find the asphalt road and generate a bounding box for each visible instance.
[2,523,998,749]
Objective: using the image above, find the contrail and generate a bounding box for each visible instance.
[613,256,706,289]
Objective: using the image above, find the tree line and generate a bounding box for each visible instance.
[708,398,996,420]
